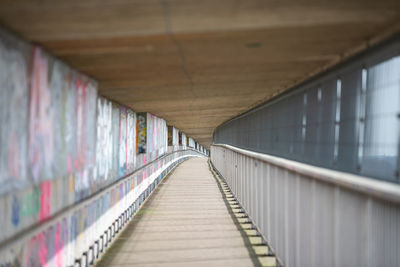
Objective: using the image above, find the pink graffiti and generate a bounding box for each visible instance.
[29,48,54,182]
[74,77,88,171]
[119,107,127,176]
[38,232,48,267]
[25,236,36,267]
[55,222,63,267]
[39,181,51,221]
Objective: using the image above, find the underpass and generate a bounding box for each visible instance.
[0,1,399,266]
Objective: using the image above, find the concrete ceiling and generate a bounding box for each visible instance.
[0,0,399,147]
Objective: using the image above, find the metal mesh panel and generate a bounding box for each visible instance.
[361,57,400,181]
[214,38,400,183]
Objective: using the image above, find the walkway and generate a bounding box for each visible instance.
[96,157,275,267]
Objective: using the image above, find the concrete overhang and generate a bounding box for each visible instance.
[0,0,399,147]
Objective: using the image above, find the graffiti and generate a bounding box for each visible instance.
[0,26,199,267]
[147,113,154,153]
[119,107,127,177]
[173,127,179,146]
[168,126,179,147]
[74,77,87,171]
[11,194,20,226]
[96,98,113,180]
[50,61,68,178]
[21,188,40,218]
[110,104,119,179]
[64,74,75,175]
[39,181,51,222]
[0,40,28,189]
[85,82,97,170]
[137,113,147,154]
[29,48,54,183]
[145,113,167,156]
[126,111,136,171]
[1,148,195,266]
[181,133,187,147]
[168,126,173,146]
[188,137,195,148]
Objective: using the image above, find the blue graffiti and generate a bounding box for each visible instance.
[11,195,20,226]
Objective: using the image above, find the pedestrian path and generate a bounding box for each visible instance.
[96,157,276,267]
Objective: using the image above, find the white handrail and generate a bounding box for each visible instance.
[212,144,400,204]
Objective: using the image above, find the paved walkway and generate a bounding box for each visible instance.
[96,157,274,267]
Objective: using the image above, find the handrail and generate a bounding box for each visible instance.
[212,144,400,204]
[0,148,204,250]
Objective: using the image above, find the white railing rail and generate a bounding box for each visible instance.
[0,149,205,267]
[211,144,400,267]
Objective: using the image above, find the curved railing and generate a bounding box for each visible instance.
[211,144,400,267]
[0,149,205,266]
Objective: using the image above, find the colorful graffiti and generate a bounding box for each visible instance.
[0,31,97,240]
[146,113,168,156]
[168,126,179,148]
[96,98,113,181]
[0,26,202,267]
[126,111,136,171]
[0,149,195,266]
[0,38,28,191]
[112,104,120,179]
[29,48,54,183]
[168,126,173,146]
[119,107,127,177]
[137,113,147,154]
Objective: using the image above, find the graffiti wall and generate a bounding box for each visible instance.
[173,128,179,147]
[146,113,168,158]
[126,110,136,172]
[0,26,202,267]
[0,149,198,267]
[96,97,113,182]
[188,137,195,148]
[179,132,187,147]
[168,126,179,147]
[0,29,101,238]
[137,113,147,154]
[119,107,128,177]
[0,27,139,247]
[168,126,173,146]
[118,107,137,177]
[136,113,167,159]
[0,33,29,195]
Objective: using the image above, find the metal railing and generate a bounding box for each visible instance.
[211,144,400,267]
[0,149,204,267]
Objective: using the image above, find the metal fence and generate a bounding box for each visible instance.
[213,34,400,183]
[211,144,400,267]
[0,149,204,267]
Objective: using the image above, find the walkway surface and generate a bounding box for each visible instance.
[96,157,268,267]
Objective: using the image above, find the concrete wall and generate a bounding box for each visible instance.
[168,126,179,147]
[0,26,203,266]
[188,137,195,148]
[179,132,187,148]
